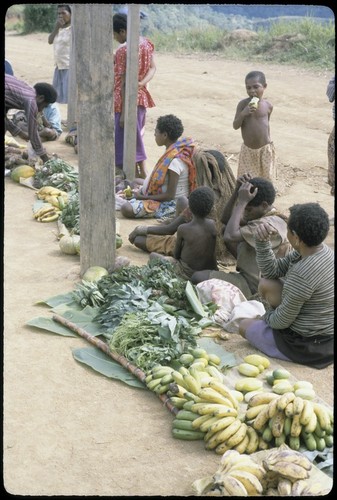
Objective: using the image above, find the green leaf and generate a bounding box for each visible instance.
[50,306,105,336]
[72,347,146,389]
[35,292,77,308]
[26,317,77,337]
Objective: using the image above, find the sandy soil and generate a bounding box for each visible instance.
[4,32,334,496]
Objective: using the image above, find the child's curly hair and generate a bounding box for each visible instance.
[189,186,214,217]
[288,202,329,246]
[156,115,184,142]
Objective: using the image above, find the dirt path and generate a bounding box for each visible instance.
[4,32,334,496]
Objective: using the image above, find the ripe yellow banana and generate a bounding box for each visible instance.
[248,392,279,407]
[292,396,305,415]
[233,432,250,454]
[246,403,268,421]
[208,415,237,435]
[213,418,242,446]
[253,405,270,431]
[267,448,312,471]
[291,479,310,496]
[225,422,248,448]
[277,478,292,496]
[38,212,60,222]
[229,469,263,495]
[191,413,216,430]
[313,402,331,430]
[271,410,285,438]
[299,400,314,426]
[229,461,265,481]
[33,205,55,218]
[207,380,239,409]
[222,474,248,496]
[205,365,224,382]
[290,414,302,437]
[217,449,256,474]
[304,410,317,433]
[183,373,201,394]
[284,401,294,418]
[277,391,295,411]
[171,370,189,389]
[214,441,231,455]
[44,195,61,208]
[199,415,219,433]
[264,460,310,481]
[245,426,260,454]
[198,387,234,406]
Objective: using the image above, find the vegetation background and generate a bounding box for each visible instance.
[5,3,335,71]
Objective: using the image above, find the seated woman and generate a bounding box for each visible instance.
[238,202,334,369]
[120,114,196,220]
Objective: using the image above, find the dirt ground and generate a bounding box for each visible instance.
[4,32,334,496]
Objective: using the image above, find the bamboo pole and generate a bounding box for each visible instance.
[52,314,179,416]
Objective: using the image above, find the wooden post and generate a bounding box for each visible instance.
[122,4,140,181]
[67,4,77,130]
[73,4,116,274]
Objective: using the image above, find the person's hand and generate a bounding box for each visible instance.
[40,153,50,164]
[128,225,148,244]
[254,221,277,241]
[17,130,29,141]
[237,181,258,204]
[235,173,252,190]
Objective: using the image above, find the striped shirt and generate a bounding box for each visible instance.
[5,74,46,157]
[255,240,334,338]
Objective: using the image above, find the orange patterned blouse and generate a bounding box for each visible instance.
[114,36,156,113]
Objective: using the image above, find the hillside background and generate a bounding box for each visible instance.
[5,4,335,71]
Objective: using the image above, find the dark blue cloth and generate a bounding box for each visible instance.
[5,59,14,75]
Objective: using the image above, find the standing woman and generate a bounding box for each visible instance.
[113,12,156,179]
[48,4,72,104]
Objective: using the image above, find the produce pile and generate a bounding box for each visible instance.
[5,142,124,255]
[5,135,35,171]
[143,352,333,457]
[71,260,218,371]
[192,445,331,496]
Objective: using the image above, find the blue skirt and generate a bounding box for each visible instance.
[53,68,69,104]
[115,106,147,167]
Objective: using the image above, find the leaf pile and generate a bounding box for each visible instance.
[33,157,79,191]
[107,304,199,371]
[71,260,216,370]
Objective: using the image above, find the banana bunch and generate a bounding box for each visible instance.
[36,186,68,210]
[245,391,333,452]
[145,358,263,453]
[192,449,265,496]
[237,354,270,377]
[263,445,312,493]
[33,203,62,222]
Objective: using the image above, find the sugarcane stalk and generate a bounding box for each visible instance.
[52,314,179,415]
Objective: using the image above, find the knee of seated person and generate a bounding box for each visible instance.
[175,196,188,215]
[191,270,210,284]
[121,202,134,218]
[257,278,269,297]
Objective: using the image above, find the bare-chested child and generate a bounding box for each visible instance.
[149,186,218,279]
[233,70,276,181]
